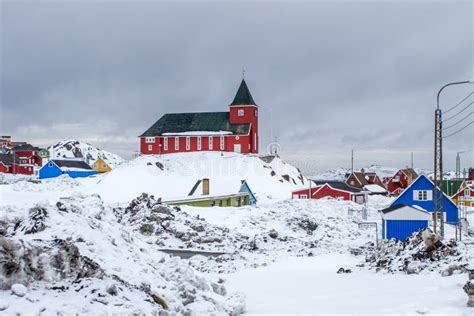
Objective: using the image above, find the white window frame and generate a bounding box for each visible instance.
[238,109,244,117]
[208,136,213,150]
[186,136,190,150]
[148,145,152,151]
[254,133,257,151]
[300,194,308,199]
[175,137,179,150]
[163,137,168,151]
[145,137,155,144]
[197,136,202,150]
[413,190,432,201]
[220,135,224,150]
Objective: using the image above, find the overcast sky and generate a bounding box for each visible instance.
[1,0,473,173]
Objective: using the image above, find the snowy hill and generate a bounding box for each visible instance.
[89,152,308,204]
[48,140,124,166]
[312,165,430,181]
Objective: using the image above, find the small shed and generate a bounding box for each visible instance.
[91,158,112,173]
[39,159,98,179]
[380,204,432,240]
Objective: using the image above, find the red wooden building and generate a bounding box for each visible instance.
[292,181,368,204]
[386,168,418,195]
[0,143,43,175]
[139,79,259,155]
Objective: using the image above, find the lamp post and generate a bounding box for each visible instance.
[434,79,474,238]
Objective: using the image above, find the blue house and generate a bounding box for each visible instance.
[39,159,97,179]
[391,175,458,224]
[380,204,432,240]
[239,180,257,205]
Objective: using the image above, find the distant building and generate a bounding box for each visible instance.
[39,159,97,179]
[386,168,418,196]
[380,204,432,241]
[91,159,112,173]
[165,178,256,207]
[451,180,474,207]
[139,79,259,155]
[345,169,384,191]
[390,175,458,224]
[292,181,368,204]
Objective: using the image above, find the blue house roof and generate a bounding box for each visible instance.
[390,175,458,224]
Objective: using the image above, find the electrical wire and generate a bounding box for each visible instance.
[444,91,473,114]
[443,101,473,122]
[443,111,473,130]
[443,121,474,138]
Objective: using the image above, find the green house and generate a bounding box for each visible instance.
[440,179,464,196]
[164,178,256,207]
[38,148,50,159]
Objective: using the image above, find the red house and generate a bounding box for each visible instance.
[345,170,384,189]
[0,143,43,175]
[139,79,259,155]
[292,181,368,204]
[386,168,418,195]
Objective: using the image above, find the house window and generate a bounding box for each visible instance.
[163,137,168,151]
[254,133,257,151]
[208,136,213,150]
[413,190,432,201]
[255,109,258,117]
[148,145,152,151]
[102,164,107,168]
[145,137,155,144]
[300,194,308,199]
[197,136,202,150]
[175,137,179,150]
[465,189,470,197]
[48,162,53,167]
[220,135,224,150]
[186,137,190,150]
[350,180,355,185]
[238,109,244,117]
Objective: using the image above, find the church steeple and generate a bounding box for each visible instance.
[230,79,257,106]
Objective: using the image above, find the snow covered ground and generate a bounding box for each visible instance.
[1,153,473,315]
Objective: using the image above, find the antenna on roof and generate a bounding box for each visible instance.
[242,66,245,79]
[351,149,354,174]
[411,152,413,169]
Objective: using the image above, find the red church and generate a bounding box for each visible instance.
[140,79,259,155]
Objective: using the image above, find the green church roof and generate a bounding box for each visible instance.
[230,79,257,106]
[140,112,250,137]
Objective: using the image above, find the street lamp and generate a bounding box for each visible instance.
[434,79,474,238]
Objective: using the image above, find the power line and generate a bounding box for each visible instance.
[443,121,474,138]
[443,101,473,122]
[443,111,473,130]
[444,91,473,114]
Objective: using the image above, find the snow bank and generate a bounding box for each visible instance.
[90,152,308,203]
[0,194,245,314]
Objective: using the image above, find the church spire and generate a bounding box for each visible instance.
[230,78,257,106]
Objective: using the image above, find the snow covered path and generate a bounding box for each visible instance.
[226,254,469,315]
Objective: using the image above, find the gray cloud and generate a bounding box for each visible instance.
[1,1,473,173]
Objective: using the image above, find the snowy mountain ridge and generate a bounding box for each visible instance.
[48,140,124,167]
[311,164,432,181]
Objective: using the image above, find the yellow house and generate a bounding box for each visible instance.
[91,159,112,173]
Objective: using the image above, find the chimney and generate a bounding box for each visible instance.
[202,178,210,196]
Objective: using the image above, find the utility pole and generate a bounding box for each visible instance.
[435,80,473,239]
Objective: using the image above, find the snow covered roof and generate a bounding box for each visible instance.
[312,181,363,193]
[380,204,432,221]
[51,159,93,170]
[363,184,387,193]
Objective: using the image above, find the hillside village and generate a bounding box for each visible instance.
[1,77,474,314]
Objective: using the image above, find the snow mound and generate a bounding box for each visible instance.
[91,152,308,203]
[0,194,245,314]
[48,140,123,167]
[357,229,472,275]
